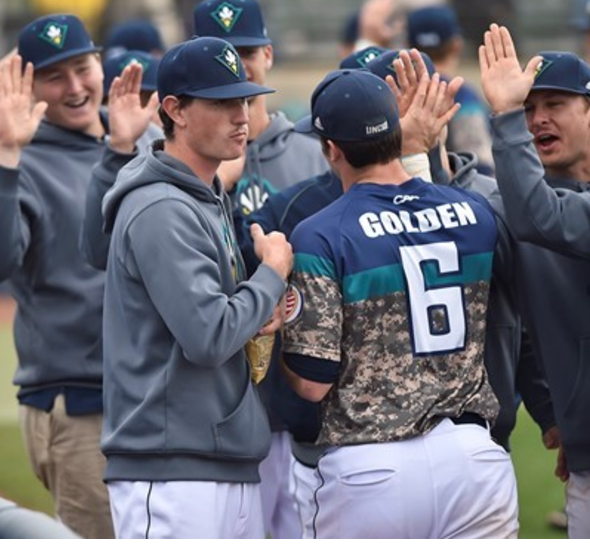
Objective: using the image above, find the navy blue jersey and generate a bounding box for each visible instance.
[283,178,500,446]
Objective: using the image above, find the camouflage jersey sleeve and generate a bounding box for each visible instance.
[283,225,342,364]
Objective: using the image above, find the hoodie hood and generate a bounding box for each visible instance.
[251,111,296,161]
[103,140,221,233]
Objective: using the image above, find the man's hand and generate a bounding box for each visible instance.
[542,425,560,450]
[258,297,286,336]
[0,55,47,168]
[251,223,293,281]
[398,60,462,155]
[479,23,542,115]
[107,62,159,154]
[555,444,569,482]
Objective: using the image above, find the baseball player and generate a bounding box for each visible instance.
[0,13,157,538]
[281,68,519,539]
[100,35,292,539]
[480,23,590,538]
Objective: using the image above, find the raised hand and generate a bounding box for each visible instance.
[107,61,159,153]
[399,65,462,155]
[0,55,47,167]
[479,23,542,115]
[387,48,428,118]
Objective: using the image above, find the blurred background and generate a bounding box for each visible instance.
[0,0,583,539]
[0,0,589,118]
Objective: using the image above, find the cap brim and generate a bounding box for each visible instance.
[184,81,275,99]
[32,46,102,70]
[223,37,272,47]
[530,84,589,96]
[294,114,314,133]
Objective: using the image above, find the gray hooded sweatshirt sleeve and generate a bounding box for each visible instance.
[101,143,285,482]
[492,108,590,258]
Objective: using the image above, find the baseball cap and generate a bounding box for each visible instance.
[366,49,436,83]
[157,36,274,100]
[18,13,101,70]
[193,0,271,47]
[295,69,399,142]
[531,51,590,97]
[103,50,160,95]
[339,46,388,69]
[104,20,165,58]
[407,6,461,49]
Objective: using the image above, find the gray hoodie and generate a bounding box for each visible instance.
[491,109,590,472]
[232,111,328,216]
[101,140,287,482]
[0,116,108,393]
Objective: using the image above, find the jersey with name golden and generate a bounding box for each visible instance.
[283,178,500,446]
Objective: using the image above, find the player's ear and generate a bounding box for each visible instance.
[325,139,341,163]
[263,44,273,70]
[161,96,187,128]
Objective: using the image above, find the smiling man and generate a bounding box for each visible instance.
[0,13,157,538]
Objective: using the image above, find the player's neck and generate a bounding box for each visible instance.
[342,160,411,192]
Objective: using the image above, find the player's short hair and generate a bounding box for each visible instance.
[321,127,402,170]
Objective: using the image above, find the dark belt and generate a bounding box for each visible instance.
[450,412,487,429]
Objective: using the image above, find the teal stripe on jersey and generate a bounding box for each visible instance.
[343,263,405,304]
[423,252,494,286]
[294,253,337,280]
[343,252,494,304]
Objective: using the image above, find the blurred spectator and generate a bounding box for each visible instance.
[103,19,165,59]
[29,0,109,35]
[570,0,590,61]
[408,4,495,174]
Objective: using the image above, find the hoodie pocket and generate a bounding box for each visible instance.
[212,383,271,460]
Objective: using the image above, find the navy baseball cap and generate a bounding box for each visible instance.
[18,13,101,70]
[295,70,399,142]
[407,6,461,49]
[339,46,388,69]
[193,0,271,47]
[103,50,160,95]
[104,20,165,57]
[157,36,274,100]
[531,51,590,97]
[366,49,436,83]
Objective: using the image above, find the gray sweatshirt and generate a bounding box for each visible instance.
[101,140,286,482]
[0,115,107,393]
[491,108,590,472]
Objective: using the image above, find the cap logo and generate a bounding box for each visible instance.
[416,32,441,47]
[314,117,324,131]
[120,56,149,72]
[534,58,554,80]
[216,45,240,77]
[366,120,389,135]
[357,48,383,67]
[38,22,68,49]
[211,2,243,33]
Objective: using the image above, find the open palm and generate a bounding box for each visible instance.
[107,62,159,153]
[0,55,47,151]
